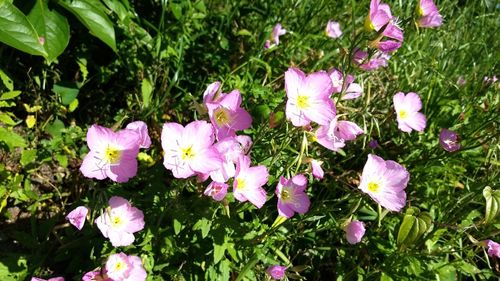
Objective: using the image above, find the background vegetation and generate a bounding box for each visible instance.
[0,0,499,280]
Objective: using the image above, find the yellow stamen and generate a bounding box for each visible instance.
[236,178,246,190]
[398,110,408,120]
[281,189,290,200]
[214,107,231,126]
[181,146,195,160]
[367,182,380,193]
[364,16,375,31]
[104,147,122,164]
[297,95,309,109]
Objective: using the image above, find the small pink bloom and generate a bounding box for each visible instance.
[161,121,223,179]
[345,220,366,244]
[486,240,500,258]
[265,23,287,49]
[105,253,147,281]
[233,155,268,208]
[31,278,64,281]
[206,90,253,140]
[125,121,151,149]
[456,76,466,86]
[276,174,310,218]
[358,154,409,212]
[82,271,109,281]
[266,265,287,280]
[80,124,141,183]
[353,49,390,71]
[439,128,460,152]
[204,181,228,201]
[311,159,324,180]
[95,196,145,247]
[236,135,253,154]
[203,81,222,105]
[209,136,249,182]
[366,0,393,32]
[328,69,363,100]
[285,67,335,127]
[38,37,45,45]
[369,139,380,149]
[65,206,89,230]
[325,20,342,38]
[417,0,443,28]
[393,92,427,132]
[316,118,363,151]
[365,0,404,53]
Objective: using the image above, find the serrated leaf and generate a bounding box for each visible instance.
[0,127,26,150]
[0,0,47,57]
[0,90,21,100]
[27,0,70,63]
[483,186,500,224]
[58,0,117,51]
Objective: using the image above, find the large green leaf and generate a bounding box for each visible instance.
[27,0,70,63]
[397,207,432,250]
[0,0,47,57]
[58,0,117,51]
[483,186,500,224]
[0,127,27,150]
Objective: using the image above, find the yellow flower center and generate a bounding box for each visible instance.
[367,181,380,193]
[417,6,424,17]
[104,146,122,164]
[364,15,375,31]
[236,178,246,190]
[181,146,195,160]
[398,110,408,120]
[114,261,125,271]
[214,107,231,126]
[297,95,309,109]
[281,189,290,200]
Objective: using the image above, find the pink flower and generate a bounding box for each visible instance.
[276,174,310,218]
[325,20,342,38]
[358,154,409,212]
[95,196,145,247]
[345,220,366,244]
[31,278,64,281]
[365,0,403,53]
[310,159,324,179]
[65,206,89,230]
[125,121,151,149]
[203,81,222,105]
[393,92,427,132]
[204,181,228,201]
[439,128,460,152]
[369,139,380,149]
[328,69,363,100]
[233,155,268,208]
[161,121,223,179]
[80,125,142,183]
[105,253,147,281]
[82,271,109,281]
[316,118,363,151]
[353,49,390,71]
[236,135,253,154]
[417,0,443,28]
[456,76,466,86]
[265,23,287,49]
[209,137,249,182]
[285,67,335,127]
[266,265,287,280]
[486,240,500,258]
[206,90,253,140]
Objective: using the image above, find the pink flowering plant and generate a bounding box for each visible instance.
[3,1,500,280]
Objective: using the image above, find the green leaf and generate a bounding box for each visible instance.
[0,0,47,57]
[0,112,17,125]
[0,90,21,100]
[213,243,225,264]
[173,219,182,235]
[141,78,153,108]
[0,69,14,91]
[52,82,79,105]
[397,207,432,249]
[0,127,26,150]
[20,149,37,167]
[27,0,70,63]
[58,0,117,51]
[45,118,65,137]
[483,186,500,224]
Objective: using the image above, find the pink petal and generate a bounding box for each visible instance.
[304,71,334,99]
[203,81,221,104]
[277,200,295,218]
[337,121,364,141]
[403,92,423,112]
[190,147,223,174]
[183,121,215,150]
[65,206,89,230]
[303,98,336,126]
[86,124,114,151]
[311,160,324,179]
[79,151,107,180]
[125,121,151,149]
[285,68,306,99]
